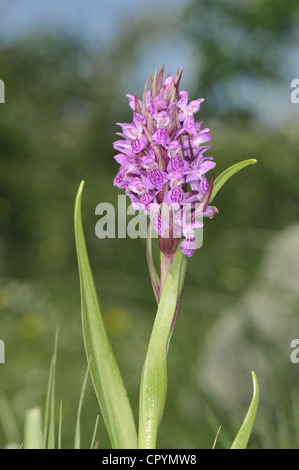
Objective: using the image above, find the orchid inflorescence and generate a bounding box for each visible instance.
[113,65,218,258]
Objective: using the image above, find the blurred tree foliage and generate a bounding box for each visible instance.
[184,0,299,116]
[0,0,299,449]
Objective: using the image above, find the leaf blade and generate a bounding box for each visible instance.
[90,415,100,449]
[74,365,90,449]
[231,371,259,449]
[24,407,43,450]
[210,159,257,203]
[43,327,59,449]
[74,181,137,449]
[138,248,187,449]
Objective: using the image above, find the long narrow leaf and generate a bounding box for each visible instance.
[43,327,59,449]
[74,365,90,449]
[138,248,187,449]
[90,415,100,449]
[47,356,56,449]
[58,401,62,450]
[74,181,137,449]
[231,371,259,449]
[210,159,257,203]
[43,356,54,448]
[212,426,222,449]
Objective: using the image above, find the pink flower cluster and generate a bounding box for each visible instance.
[113,67,218,257]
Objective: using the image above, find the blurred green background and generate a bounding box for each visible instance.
[1,0,299,449]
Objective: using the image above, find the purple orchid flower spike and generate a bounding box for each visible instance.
[113,65,218,295]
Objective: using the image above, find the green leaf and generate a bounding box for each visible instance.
[43,326,59,449]
[231,371,259,449]
[58,401,62,450]
[146,224,160,304]
[138,248,187,449]
[74,365,90,449]
[74,181,137,449]
[90,415,100,449]
[210,159,257,203]
[169,250,187,342]
[23,407,43,449]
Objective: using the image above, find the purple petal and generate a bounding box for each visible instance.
[152,127,170,147]
[185,163,216,184]
[164,187,185,207]
[142,168,168,190]
[167,156,189,174]
[133,112,146,129]
[193,130,212,146]
[114,154,140,174]
[126,94,142,110]
[122,124,141,140]
[167,140,182,157]
[113,167,129,189]
[113,139,133,155]
[186,98,204,116]
[152,96,167,111]
[128,177,147,195]
[183,116,197,135]
[177,92,189,111]
[156,110,171,128]
[203,205,219,218]
[180,236,196,257]
[187,159,216,179]
[131,138,147,154]
[141,155,158,171]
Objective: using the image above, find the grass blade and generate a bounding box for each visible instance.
[43,327,59,449]
[231,371,259,449]
[58,401,62,450]
[74,365,90,449]
[23,407,43,449]
[90,415,100,449]
[74,181,137,449]
[212,426,222,449]
[43,356,54,447]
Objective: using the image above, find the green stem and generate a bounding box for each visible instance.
[160,253,174,292]
[138,248,186,449]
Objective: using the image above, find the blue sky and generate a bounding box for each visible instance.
[0,0,298,127]
[0,0,198,91]
[0,0,178,43]
[0,0,186,45]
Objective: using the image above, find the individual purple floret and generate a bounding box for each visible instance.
[113,66,218,257]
